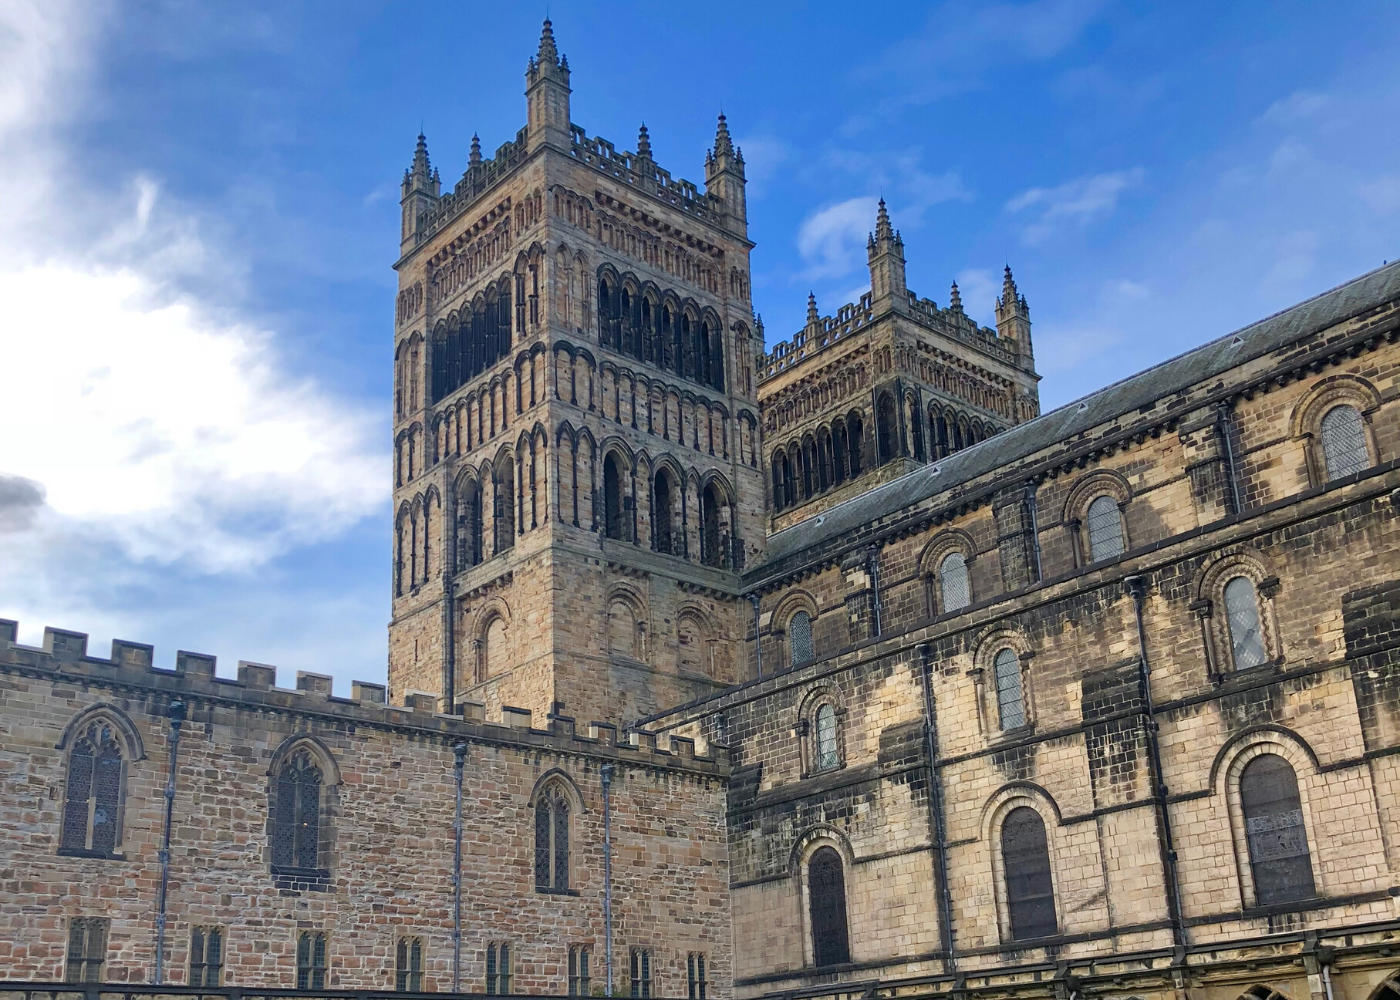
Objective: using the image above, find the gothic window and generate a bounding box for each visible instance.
[272,751,323,872]
[459,479,484,569]
[653,472,675,554]
[808,846,851,967]
[789,611,814,666]
[494,457,515,551]
[597,278,613,348]
[847,412,864,475]
[1085,494,1125,562]
[1224,576,1268,670]
[1001,807,1057,941]
[801,437,816,496]
[1241,754,1316,905]
[534,784,571,891]
[190,926,224,986]
[629,948,652,998]
[772,451,789,512]
[931,408,949,460]
[939,552,971,613]
[603,453,625,540]
[568,946,591,996]
[815,704,840,771]
[708,321,725,391]
[700,482,723,567]
[297,931,328,990]
[65,917,108,983]
[832,422,849,485]
[396,937,424,992]
[60,720,124,856]
[994,648,1026,730]
[1320,404,1369,481]
[687,953,709,1000]
[486,942,511,995]
[876,393,898,464]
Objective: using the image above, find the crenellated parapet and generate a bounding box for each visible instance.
[0,619,732,776]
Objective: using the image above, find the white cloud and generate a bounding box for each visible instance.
[0,0,388,680]
[796,196,880,281]
[1261,90,1331,126]
[954,268,999,327]
[1006,167,1144,244]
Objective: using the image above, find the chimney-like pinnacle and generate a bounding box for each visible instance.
[470,133,482,167]
[806,292,819,325]
[949,281,963,313]
[637,123,652,159]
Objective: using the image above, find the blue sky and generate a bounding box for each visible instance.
[1,1,1397,690]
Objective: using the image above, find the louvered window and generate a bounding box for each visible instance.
[1241,754,1316,905]
[1223,576,1267,670]
[808,846,851,967]
[994,648,1025,730]
[65,918,108,983]
[273,753,322,871]
[789,611,813,666]
[396,937,423,992]
[939,552,971,612]
[535,787,570,891]
[1085,495,1125,561]
[61,722,123,855]
[297,931,327,990]
[815,704,840,771]
[1002,807,1056,940]
[1320,404,1369,481]
[189,926,224,986]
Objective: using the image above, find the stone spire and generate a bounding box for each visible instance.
[399,131,440,251]
[636,123,652,160]
[713,113,734,158]
[867,199,907,312]
[408,133,432,184]
[469,132,482,168]
[705,111,748,238]
[995,265,1034,371]
[949,280,963,313]
[525,19,571,152]
[806,292,819,327]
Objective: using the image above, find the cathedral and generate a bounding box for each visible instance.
[4,20,1400,1000]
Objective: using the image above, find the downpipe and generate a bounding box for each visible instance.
[867,546,883,638]
[748,593,763,679]
[917,644,957,974]
[452,742,467,992]
[153,699,186,985]
[602,764,615,996]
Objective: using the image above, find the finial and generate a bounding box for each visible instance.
[1001,264,1019,301]
[537,17,559,64]
[806,292,819,325]
[714,112,734,157]
[411,131,432,177]
[470,132,482,167]
[874,198,893,241]
[949,281,963,312]
[637,123,651,159]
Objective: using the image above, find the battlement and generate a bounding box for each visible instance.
[0,619,731,775]
[757,287,1011,384]
[410,128,530,248]
[568,125,722,225]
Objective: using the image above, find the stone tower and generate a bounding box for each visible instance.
[388,22,764,726]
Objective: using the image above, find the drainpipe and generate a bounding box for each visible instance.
[602,764,615,996]
[866,546,883,638]
[1124,576,1187,952]
[1023,481,1043,583]
[452,742,467,992]
[1216,401,1241,515]
[748,593,763,679]
[153,699,186,985]
[444,574,457,713]
[917,644,957,975]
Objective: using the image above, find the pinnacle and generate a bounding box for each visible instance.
[637,123,652,159]
[713,112,734,157]
[874,198,894,241]
[949,281,963,312]
[806,292,819,325]
[537,18,559,63]
[470,132,482,167]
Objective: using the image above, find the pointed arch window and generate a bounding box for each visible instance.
[789,611,814,667]
[1241,754,1315,905]
[61,720,125,856]
[1002,806,1056,940]
[1319,404,1369,481]
[1223,576,1267,670]
[535,784,571,892]
[939,552,971,612]
[297,931,328,990]
[272,752,323,872]
[994,648,1026,730]
[808,846,851,967]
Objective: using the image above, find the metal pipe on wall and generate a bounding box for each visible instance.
[917,644,957,974]
[153,699,186,985]
[452,742,467,992]
[748,593,763,678]
[601,764,615,996]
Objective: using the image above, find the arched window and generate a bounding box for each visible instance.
[994,648,1025,730]
[808,846,851,967]
[494,458,515,552]
[653,472,675,554]
[789,611,814,666]
[396,937,424,992]
[815,704,840,771]
[772,451,789,512]
[876,393,898,464]
[1224,576,1267,670]
[297,931,328,990]
[1002,806,1056,940]
[1241,754,1315,904]
[700,482,723,567]
[1085,494,1125,562]
[272,752,323,872]
[534,784,571,891]
[1320,404,1369,481]
[847,412,864,476]
[832,423,849,485]
[939,553,971,613]
[459,480,484,569]
[603,453,625,540]
[61,720,124,856]
[598,279,613,348]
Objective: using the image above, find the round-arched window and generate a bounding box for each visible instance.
[1001,806,1056,941]
[789,611,814,666]
[994,648,1025,730]
[1240,753,1315,904]
[939,552,971,612]
[815,704,839,771]
[1223,576,1267,670]
[1085,494,1125,561]
[1319,404,1369,481]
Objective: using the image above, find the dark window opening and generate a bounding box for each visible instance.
[459,481,484,569]
[808,846,851,966]
[654,473,674,554]
[534,787,570,891]
[687,953,708,1000]
[190,926,224,987]
[273,752,322,872]
[876,393,898,464]
[66,918,108,983]
[629,948,652,998]
[1241,754,1316,905]
[61,721,123,856]
[604,453,625,540]
[1002,807,1056,940]
[297,931,328,990]
[569,946,591,996]
[486,942,511,995]
[700,483,723,567]
[494,459,515,552]
[396,937,423,992]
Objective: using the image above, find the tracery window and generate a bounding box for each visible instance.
[65,917,108,983]
[789,611,814,666]
[534,784,571,891]
[1085,494,1125,561]
[486,942,512,995]
[1001,807,1056,940]
[994,648,1026,730]
[939,552,971,612]
[1223,576,1268,670]
[808,846,851,967]
[396,937,424,992]
[60,720,124,856]
[1319,404,1369,481]
[815,704,840,771]
[190,926,224,986]
[1241,754,1315,905]
[272,751,323,872]
[297,931,328,989]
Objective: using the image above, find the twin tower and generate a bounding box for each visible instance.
[387,21,1040,728]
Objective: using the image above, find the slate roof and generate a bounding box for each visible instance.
[755,260,1400,572]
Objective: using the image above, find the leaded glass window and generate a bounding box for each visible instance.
[789,611,813,666]
[486,942,511,995]
[534,787,570,891]
[939,553,971,612]
[815,704,840,771]
[1241,754,1316,905]
[190,926,224,987]
[808,846,850,967]
[61,722,123,855]
[1002,807,1056,940]
[297,931,327,990]
[396,937,423,992]
[1224,576,1267,670]
[687,953,708,999]
[629,948,652,998]
[1085,495,1125,561]
[1320,404,1369,481]
[568,946,591,996]
[994,648,1025,730]
[65,918,108,983]
[273,753,322,871]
